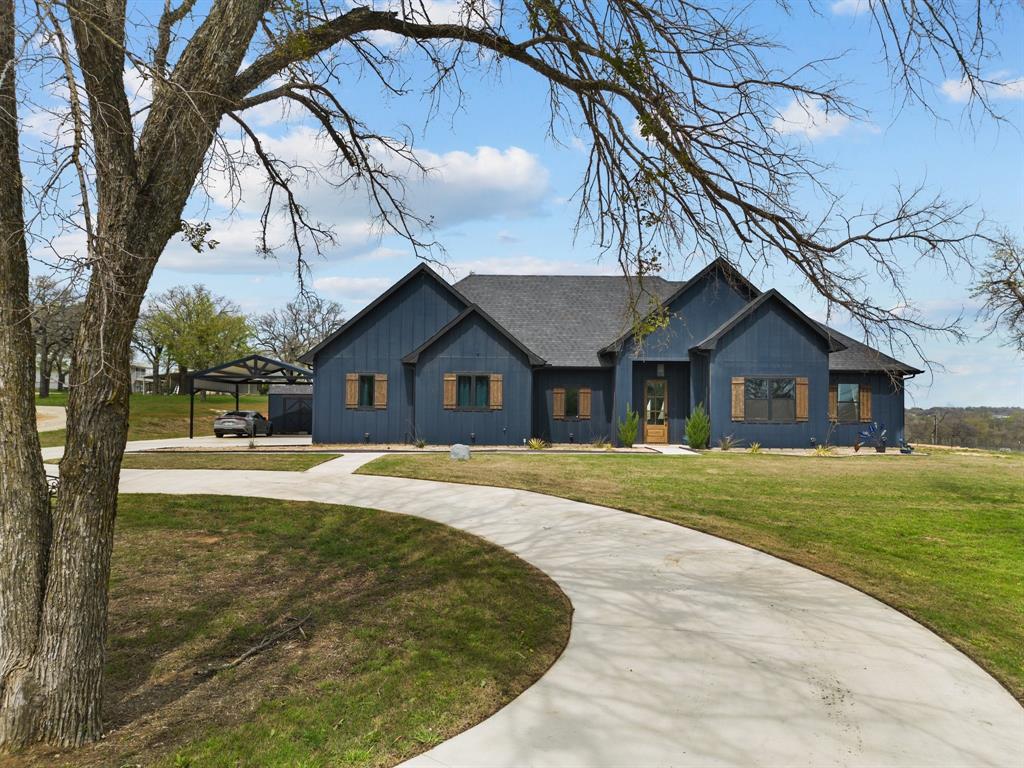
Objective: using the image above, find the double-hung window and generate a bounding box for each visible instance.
[744,377,796,422]
[837,383,860,423]
[456,374,490,410]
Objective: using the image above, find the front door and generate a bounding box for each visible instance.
[643,379,668,444]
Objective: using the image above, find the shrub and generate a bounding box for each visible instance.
[527,437,549,450]
[591,436,612,450]
[414,438,427,449]
[685,403,711,449]
[814,444,836,457]
[617,404,640,447]
[748,441,763,454]
[718,434,741,451]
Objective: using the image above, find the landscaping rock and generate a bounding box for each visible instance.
[450,443,471,461]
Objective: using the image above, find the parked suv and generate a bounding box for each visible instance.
[214,410,273,438]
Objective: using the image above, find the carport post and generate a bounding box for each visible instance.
[189,378,195,439]
[234,383,239,411]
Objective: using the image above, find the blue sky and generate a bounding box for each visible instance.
[24,1,1024,407]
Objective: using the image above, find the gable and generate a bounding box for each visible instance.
[628,266,756,361]
[303,266,467,364]
[708,295,834,366]
[415,312,534,369]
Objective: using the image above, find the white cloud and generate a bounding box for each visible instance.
[163,125,551,274]
[773,98,851,140]
[831,0,869,16]
[940,74,1024,103]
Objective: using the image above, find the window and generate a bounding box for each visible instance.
[456,374,490,409]
[358,374,375,407]
[837,383,859,423]
[564,388,580,419]
[744,377,796,422]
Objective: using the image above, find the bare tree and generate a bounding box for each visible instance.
[972,235,1024,353]
[0,0,1017,751]
[252,294,345,364]
[29,276,83,397]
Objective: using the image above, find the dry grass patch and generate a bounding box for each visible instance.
[46,452,339,471]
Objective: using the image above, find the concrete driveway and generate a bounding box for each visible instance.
[45,446,1023,767]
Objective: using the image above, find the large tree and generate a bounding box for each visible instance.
[0,0,1016,752]
[147,284,251,376]
[252,294,345,363]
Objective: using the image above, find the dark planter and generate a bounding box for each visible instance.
[875,444,886,453]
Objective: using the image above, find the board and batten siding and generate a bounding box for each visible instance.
[533,368,614,443]
[828,372,907,446]
[311,271,465,443]
[414,313,532,445]
[707,298,831,448]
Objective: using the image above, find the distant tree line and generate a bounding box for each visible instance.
[906,407,1024,451]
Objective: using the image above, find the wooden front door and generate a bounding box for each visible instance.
[643,379,668,444]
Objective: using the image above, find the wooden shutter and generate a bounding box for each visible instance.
[552,388,566,420]
[579,388,592,420]
[795,377,808,422]
[374,374,388,409]
[859,386,872,422]
[828,383,838,422]
[489,374,503,409]
[443,373,457,409]
[731,377,744,421]
[345,373,358,409]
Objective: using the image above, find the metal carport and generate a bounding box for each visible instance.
[188,354,312,438]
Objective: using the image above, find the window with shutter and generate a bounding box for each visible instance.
[374,374,388,409]
[731,377,745,421]
[552,388,566,420]
[345,373,358,408]
[859,386,873,422]
[489,374,503,409]
[579,388,592,420]
[795,377,808,422]
[443,373,457,409]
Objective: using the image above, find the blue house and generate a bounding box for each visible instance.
[299,260,921,447]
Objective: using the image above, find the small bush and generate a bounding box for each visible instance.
[414,438,427,449]
[617,404,640,447]
[591,436,612,450]
[685,403,711,449]
[814,444,836,457]
[527,437,549,450]
[748,441,763,454]
[718,434,741,451]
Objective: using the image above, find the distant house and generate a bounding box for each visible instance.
[299,260,921,447]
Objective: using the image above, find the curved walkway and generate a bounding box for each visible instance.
[46,444,1023,766]
[35,404,67,432]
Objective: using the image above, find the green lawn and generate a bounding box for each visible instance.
[9,494,569,768]
[45,452,339,472]
[362,450,1024,702]
[35,392,269,445]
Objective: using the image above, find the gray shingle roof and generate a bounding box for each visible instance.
[454,274,682,367]
[818,324,924,374]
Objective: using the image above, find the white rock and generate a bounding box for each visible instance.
[450,443,471,461]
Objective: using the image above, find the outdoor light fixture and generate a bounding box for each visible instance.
[364,432,370,443]
[657,363,665,377]
[470,432,476,444]
[569,432,575,443]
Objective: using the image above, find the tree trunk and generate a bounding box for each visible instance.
[37,334,51,398]
[0,0,54,748]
